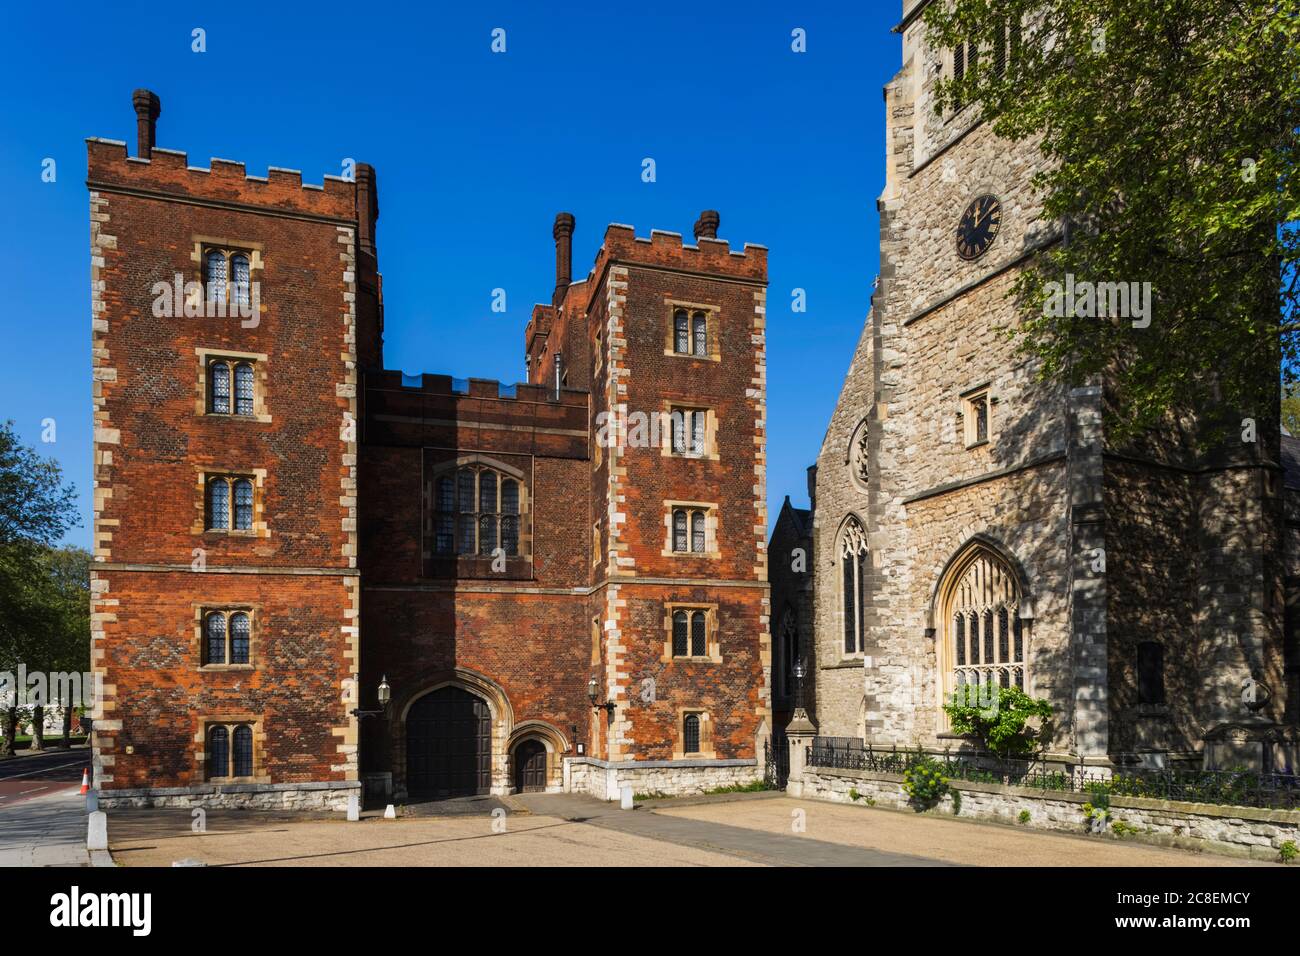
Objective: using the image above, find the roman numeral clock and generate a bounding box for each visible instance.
[956,194,1002,260]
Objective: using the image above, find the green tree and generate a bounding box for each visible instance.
[0,421,80,756]
[923,1,1299,441]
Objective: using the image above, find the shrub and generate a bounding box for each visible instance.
[944,685,1053,756]
[1111,819,1139,837]
[902,755,950,811]
[1280,841,1298,864]
[1018,809,1031,824]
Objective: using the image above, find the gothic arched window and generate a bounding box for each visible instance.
[941,544,1028,709]
[840,517,868,654]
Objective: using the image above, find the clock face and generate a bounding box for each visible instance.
[956,194,1002,260]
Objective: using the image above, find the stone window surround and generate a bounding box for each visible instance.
[194,347,272,423]
[660,602,723,663]
[193,603,258,671]
[660,401,719,461]
[673,707,716,760]
[661,500,721,559]
[191,236,265,319]
[193,467,269,538]
[195,714,268,784]
[663,298,722,363]
[423,455,531,562]
[934,543,1033,727]
[837,515,869,661]
[959,383,994,448]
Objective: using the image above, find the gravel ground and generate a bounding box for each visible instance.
[652,796,1270,867]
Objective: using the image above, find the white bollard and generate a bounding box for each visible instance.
[383,804,396,819]
[85,790,98,813]
[346,792,360,822]
[620,785,634,810]
[87,810,108,851]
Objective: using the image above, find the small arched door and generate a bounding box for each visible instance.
[513,739,547,793]
[406,686,492,798]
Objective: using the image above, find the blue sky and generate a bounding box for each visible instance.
[0,1,898,547]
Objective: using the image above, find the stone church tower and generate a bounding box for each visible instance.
[787,0,1296,772]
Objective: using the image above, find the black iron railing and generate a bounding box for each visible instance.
[805,740,1300,811]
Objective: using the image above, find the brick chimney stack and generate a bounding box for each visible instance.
[132,89,160,159]
[553,212,575,301]
[693,210,720,241]
[355,163,379,258]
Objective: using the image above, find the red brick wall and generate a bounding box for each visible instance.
[89,137,362,791]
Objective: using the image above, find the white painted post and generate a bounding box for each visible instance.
[87,810,108,851]
[346,791,360,822]
[383,804,396,819]
[620,785,634,810]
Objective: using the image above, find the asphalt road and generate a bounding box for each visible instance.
[0,748,91,867]
[0,747,87,806]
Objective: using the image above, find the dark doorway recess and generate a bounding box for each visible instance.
[406,686,491,798]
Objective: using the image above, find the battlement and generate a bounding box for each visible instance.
[365,370,588,408]
[593,220,767,283]
[86,137,357,221]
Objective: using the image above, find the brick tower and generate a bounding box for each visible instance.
[89,90,377,809]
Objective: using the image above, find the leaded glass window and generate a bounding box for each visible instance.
[230,612,250,664]
[232,725,253,777]
[691,611,706,657]
[434,466,525,558]
[672,611,688,657]
[207,478,230,530]
[207,725,229,779]
[231,254,251,310]
[674,310,690,353]
[234,363,254,415]
[205,612,227,664]
[233,479,253,531]
[673,509,688,552]
[205,250,227,303]
[209,361,231,414]
[683,714,701,754]
[692,313,707,356]
[691,511,705,553]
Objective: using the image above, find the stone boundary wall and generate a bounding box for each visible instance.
[564,756,759,801]
[798,765,1299,861]
[98,780,359,812]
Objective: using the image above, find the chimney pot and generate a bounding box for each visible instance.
[131,89,161,159]
[693,209,720,241]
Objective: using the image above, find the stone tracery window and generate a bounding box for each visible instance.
[943,546,1027,702]
[432,464,523,557]
[839,517,868,654]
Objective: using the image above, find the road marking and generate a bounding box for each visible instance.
[18,787,46,795]
[0,759,86,782]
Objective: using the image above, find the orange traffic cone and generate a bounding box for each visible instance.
[79,768,90,795]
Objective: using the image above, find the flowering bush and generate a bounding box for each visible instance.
[902,755,950,810]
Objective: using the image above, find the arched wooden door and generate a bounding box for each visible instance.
[406,687,492,798]
[513,739,547,793]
